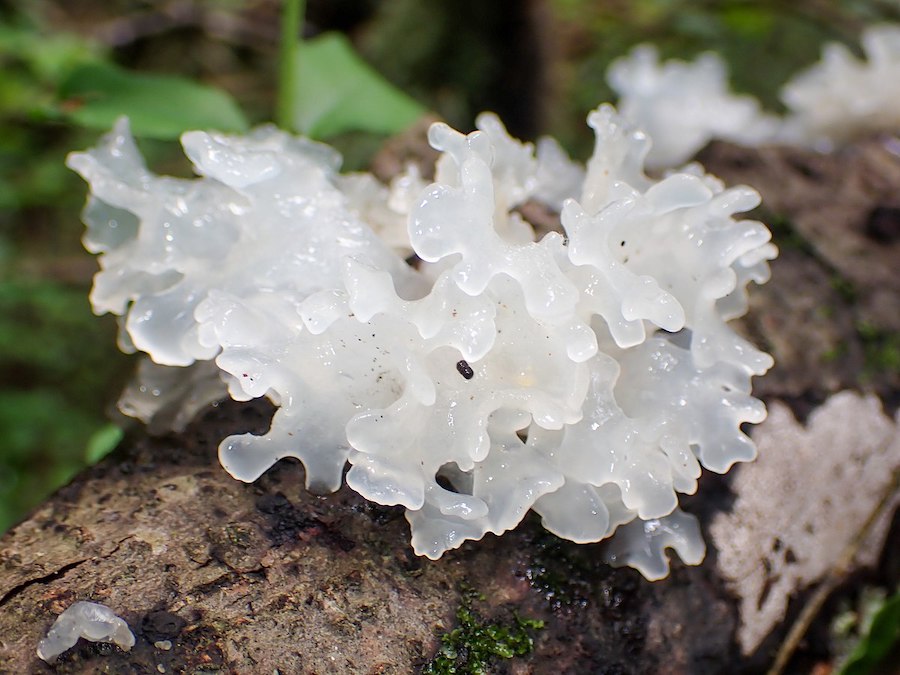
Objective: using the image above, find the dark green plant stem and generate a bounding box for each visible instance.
[277,0,305,132]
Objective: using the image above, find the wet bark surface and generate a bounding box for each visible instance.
[0,135,897,674]
[0,400,738,674]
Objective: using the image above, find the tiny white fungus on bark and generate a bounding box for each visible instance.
[37,601,135,663]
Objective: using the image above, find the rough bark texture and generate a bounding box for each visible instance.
[698,136,900,413]
[0,400,738,674]
[0,135,897,674]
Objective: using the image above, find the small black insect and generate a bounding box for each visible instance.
[456,360,474,380]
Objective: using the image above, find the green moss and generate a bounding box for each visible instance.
[423,585,544,675]
[857,322,900,377]
[766,214,816,255]
[523,530,594,610]
[224,522,254,547]
[829,276,858,304]
[822,341,847,364]
[815,305,834,320]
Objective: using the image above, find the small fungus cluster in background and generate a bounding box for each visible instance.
[69,102,775,580]
[609,24,900,168]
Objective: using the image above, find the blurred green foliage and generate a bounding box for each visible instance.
[0,4,130,531]
[58,61,250,138]
[0,16,94,216]
[0,280,130,530]
[840,590,900,675]
[289,33,425,138]
[832,588,900,675]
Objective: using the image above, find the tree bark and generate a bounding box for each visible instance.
[0,399,739,674]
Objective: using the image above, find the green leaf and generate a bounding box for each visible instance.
[721,6,775,38]
[290,32,426,139]
[57,62,248,139]
[84,424,124,465]
[840,592,900,675]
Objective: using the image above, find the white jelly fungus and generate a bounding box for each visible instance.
[779,24,900,149]
[606,45,779,169]
[607,25,900,165]
[37,601,135,663]
[69,103,775,581]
